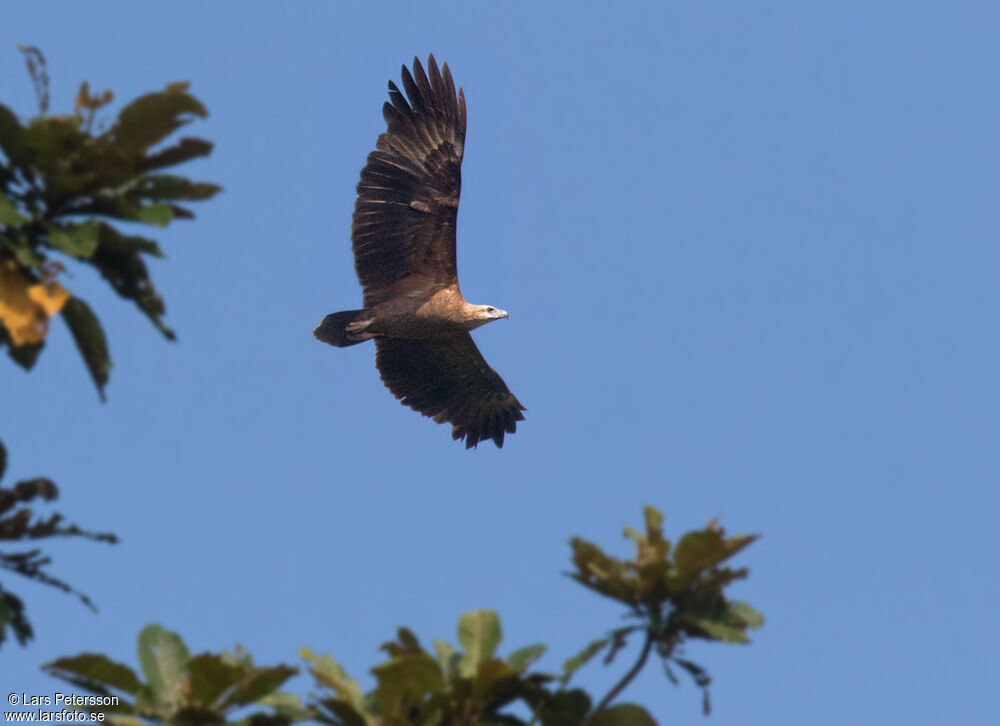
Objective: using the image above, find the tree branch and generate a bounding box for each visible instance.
[583,629,655,723]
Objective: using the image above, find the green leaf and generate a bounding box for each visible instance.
[168,204,195,220]
[457,610,502,676]
[89,225,174,340]
[506,644,546,673]
[535,689,591,726]
[256,691,311,720]
[371,653,445,719]
[61,297,111,400]
[720,532,759,560]
[113,86,207,153]
[673,530,728,581]
[43,654,141,694]
[568,538,636,606]
[47,220,99,258]
[682,618,750,644]
[133,684,161,715]
[0,593,15,637]
[1,231,46,268]
[0,587,33,648]
[371,654,444,693]
[643,506,664,533]
[137,137,214,172]
[96,223,164,257]
[220,665,297,708]
[299,647,366,713]
[432,639,461,677]
[560,638,608,687]
[379,627,424,657]
[0,193,28,225]
[141,174,221,201]
[471,658,517,703]
[2,324,44,370]
[586,704,657,726]
[136,624,189,706]
[134,203,173,227]
[690,566,748,593]
[19,117,91,196]
[0,102,27,164]
[185,653,244,707]
[730,601,764,629]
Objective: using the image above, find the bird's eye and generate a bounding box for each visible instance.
[486,307,495,313]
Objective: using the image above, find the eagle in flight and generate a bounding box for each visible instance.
[314,55,525,448]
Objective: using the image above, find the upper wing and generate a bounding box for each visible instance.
[375,334,525,449]
[352,55,467,307]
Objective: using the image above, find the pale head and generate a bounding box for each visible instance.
[463,303,509,330]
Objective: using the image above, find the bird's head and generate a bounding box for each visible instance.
[467,304,508,329]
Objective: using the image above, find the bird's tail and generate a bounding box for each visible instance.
[313,310,369,347]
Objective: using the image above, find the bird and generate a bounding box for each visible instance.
[314,55,525,449]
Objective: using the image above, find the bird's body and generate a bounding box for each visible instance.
[315,55,525,448]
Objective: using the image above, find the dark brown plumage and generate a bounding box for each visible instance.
[314,55,524,449]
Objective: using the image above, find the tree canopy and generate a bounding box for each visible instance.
[0,45,219,398]
[0,45,218,648]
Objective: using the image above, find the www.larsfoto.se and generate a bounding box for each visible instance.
[5,712,104,723]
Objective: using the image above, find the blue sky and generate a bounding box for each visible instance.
[3,2,999,723]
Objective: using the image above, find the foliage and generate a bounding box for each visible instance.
[44,623,300,726]
[567,506,763,715]
[298,506,761,723]
[0,45,219,399]
[1,44,217,651]
[45,507,758,724]
[0,439,117,649]
[301,610,573,726]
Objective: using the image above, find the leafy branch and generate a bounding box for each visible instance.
[44,624,300,725]
[0,440,117,648]
[566,506,763,717]
[0,45,220,398]
[0,45,217,650]
[42,507,762,724]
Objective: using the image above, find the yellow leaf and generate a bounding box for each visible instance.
[27,280,70,316]
[0,259,70,345]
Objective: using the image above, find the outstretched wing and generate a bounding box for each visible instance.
[375,335,525,449]
[352,55,467,307]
